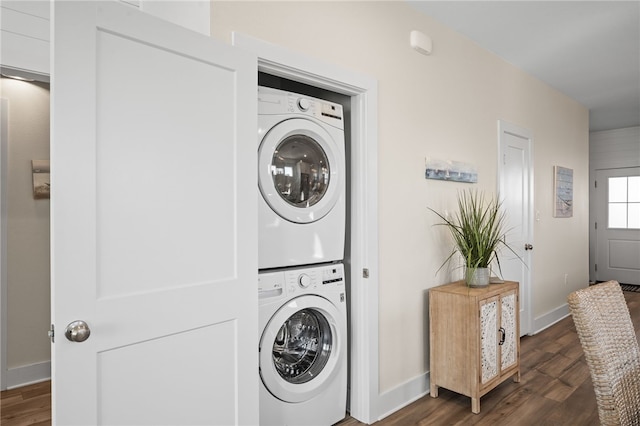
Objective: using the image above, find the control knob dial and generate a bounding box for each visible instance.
[298,273,312,288]
[297,98,311,111]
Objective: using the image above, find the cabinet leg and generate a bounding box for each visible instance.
[513,370,521,383]
[471,397,480,414]
[430,383,439,398]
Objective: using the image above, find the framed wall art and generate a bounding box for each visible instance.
[553,165,573,218]
[425,157,478,183]
[32,159,50,199]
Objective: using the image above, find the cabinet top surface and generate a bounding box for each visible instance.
[429,280,518,297]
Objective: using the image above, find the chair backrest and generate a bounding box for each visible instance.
[568,281,640,425]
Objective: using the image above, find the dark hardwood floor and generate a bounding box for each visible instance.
[2,289,640,426]
[338,289,640,426]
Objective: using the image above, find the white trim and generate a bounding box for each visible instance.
[0,66,49,84]
[6,361,51,390]
[497,120,534,336]
[533,304,570,334]
[376,373,429,421]
[232,33,380,424]
[0,98,7,390]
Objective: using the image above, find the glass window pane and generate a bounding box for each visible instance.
[629,203,640,229]
[609,177,628,202]
[609,203,627,228]
[628,176,640,203]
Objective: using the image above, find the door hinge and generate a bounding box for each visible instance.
[595,264,598,272]
[48,324,55,343]
[362,268,369,278]
[595,222,598,230]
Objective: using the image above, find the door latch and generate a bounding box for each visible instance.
[48,324,55,343]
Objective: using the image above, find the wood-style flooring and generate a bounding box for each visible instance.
[2,289,640,426]
[338,289,640,426]
[0,380,50,426]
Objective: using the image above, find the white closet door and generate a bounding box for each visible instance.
[51,2,257,424]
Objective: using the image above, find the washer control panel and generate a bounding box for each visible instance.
[258,263,345,300]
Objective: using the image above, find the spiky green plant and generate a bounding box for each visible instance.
[429,189,519,281]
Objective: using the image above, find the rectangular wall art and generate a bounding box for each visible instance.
[32,159,50,199]
[554,165,573,218]
[425,157,478,183]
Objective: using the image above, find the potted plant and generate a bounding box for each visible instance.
[429,189,519,287]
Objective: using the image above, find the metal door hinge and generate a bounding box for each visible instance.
[363,268,369,278]
[48,324,55,343]
[595,180,598,188]
[595,222,598,230]
[595,264,598,272]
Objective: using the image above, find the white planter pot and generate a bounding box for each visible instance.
[466,267,490,287]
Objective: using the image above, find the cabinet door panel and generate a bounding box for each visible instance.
[479,296,499,384]
[500,291,518,370]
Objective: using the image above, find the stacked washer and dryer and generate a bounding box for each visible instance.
[257,86,348,426]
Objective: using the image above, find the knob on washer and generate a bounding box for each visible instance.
[297,98,311,111]
[298,273,312,288]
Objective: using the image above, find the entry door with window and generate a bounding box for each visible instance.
[595,167,640,285]
[51,2,257,424]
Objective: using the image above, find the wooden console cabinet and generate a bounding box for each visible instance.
[429,280,520,414]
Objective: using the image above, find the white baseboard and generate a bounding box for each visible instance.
[372,305,572,422]
[376,372,430,421]
[532,303,570,334]
[6,360,50,389]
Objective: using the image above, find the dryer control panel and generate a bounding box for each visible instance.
[258,86,344,130]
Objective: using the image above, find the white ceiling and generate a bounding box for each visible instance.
[408,1,640,132]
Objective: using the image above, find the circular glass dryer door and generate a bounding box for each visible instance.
[258,118,343,224]
[259,295,344,403]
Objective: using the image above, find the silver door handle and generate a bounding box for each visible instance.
[65,320,91,342]
[524,244,533,251]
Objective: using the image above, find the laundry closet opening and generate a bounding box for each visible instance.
[257,72,352,423]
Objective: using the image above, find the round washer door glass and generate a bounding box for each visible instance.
[273,308,332,384]
[272,135,329,209]
[259,294,344,403]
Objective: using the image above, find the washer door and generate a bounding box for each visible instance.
[259,118,342,224]
[259,295,343,403]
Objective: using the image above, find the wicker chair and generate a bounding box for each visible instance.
[568,280,640,425]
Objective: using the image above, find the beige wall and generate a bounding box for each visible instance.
[210,1,589,394]
[1,77,51,370]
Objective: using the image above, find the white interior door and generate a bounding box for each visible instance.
[498,121,533,336]
[51,2,257,424]
[595,167,640,285]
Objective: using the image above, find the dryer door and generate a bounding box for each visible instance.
[258,118,343,224]
[259,295,345,403]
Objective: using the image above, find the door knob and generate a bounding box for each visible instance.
[65,320,91,342]
[524,244,533,251]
